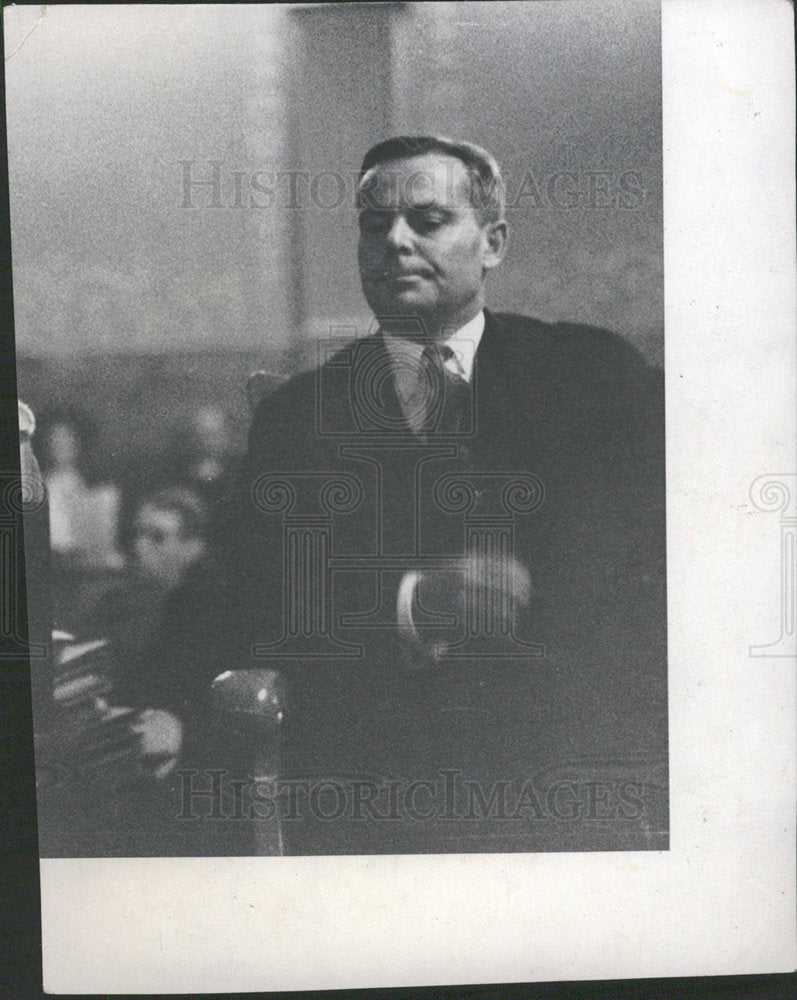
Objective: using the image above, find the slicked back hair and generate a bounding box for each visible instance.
[358,135,506,226]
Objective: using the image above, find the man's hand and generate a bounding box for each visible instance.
[397,553,533,667]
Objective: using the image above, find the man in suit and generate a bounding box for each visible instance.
[224,136,667,854]
[147,136,665,855]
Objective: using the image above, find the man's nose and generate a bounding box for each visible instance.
[384,213,414,250]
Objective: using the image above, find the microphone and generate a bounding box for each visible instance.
[210,668,287,855]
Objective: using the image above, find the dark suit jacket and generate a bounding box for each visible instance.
[245,308,665,640]
[154,310,668,854]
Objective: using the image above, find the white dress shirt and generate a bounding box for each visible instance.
[383,310,485,432]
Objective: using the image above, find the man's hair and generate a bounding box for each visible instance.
[137,486,208,540]
[358,135,506,226]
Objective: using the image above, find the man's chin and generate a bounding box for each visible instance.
[368,292,437,319]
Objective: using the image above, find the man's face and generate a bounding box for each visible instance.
[133,504,204,588]
[357,153,506,335]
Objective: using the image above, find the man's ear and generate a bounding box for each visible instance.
[482,220,508,272]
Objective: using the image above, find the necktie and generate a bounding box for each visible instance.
[418,342,470,436]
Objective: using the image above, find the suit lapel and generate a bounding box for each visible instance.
[351,331,407,432]
[471,310,518,446]
[471,310,555,462]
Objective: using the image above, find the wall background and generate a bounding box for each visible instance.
[6,1,662,473]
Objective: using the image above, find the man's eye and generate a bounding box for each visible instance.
[408,212,445,232]
[359,212,390,234]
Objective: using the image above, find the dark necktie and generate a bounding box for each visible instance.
[419,342,471,437]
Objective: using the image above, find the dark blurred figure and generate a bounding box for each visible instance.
[67,485,217,855]
[91,486,208,705]
[161,404,241,506]
[90,483,256,855]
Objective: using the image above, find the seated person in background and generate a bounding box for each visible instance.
[154,404,241,506]
[90,483,251,853]
[37,407,124,572]
[83,486,212,834]
[177,404,239,501]
[90,485,208,706]
[117,404,242,552]
[20,402,191,853]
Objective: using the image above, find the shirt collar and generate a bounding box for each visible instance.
[383,310,485,383]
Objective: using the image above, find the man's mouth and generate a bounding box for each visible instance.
[382,269,432,281]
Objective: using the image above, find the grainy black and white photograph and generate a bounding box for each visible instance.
[5,1,797,994]
[8,0,668,860]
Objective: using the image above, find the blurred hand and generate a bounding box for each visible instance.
[130,708,183,779]
[397,552,533,667]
